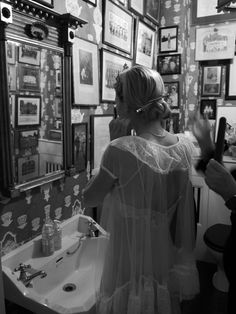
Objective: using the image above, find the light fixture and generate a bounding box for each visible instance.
[217,0,236,12]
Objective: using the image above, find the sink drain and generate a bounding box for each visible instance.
[63,283,77,292]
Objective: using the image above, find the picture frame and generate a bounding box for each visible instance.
[18,129,39,150]
[215,105,236,141]
[201,65,222,97]
[103,0,134,55]
[7,41,16,64]
[195,25,235,61]
[101,49,132,102]
[16,95,41,127]
[90,114,113,171]
[134,19,155,69]
[17,154,39,184]
[72,122,88,173]
[226,54,236,100]
[73,37,99,105]
[28,0,54,8]
[191,0,236,25]
[159,26,178,53]
[8,65,17,91]
[18,64,41,92]
[144,0,160,24]
[18,44,41,66]
[54,97,62,118]
[165,112,179,134]
[164,81,179,109]
[83,0,97,6]
[157,54,181,75]
[200,99,217,120]
[128,0,144,15]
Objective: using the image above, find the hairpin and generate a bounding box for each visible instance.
[136,97,164,113]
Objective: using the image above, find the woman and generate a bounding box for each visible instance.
[83,65,199,314]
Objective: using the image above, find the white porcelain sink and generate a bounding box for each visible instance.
[1,214,109,314]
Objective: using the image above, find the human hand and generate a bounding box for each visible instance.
[109,118,132,141]
[205,159,236,201]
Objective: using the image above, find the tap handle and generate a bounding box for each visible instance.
[14,263,31,272]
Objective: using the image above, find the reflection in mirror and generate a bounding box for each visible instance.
[7,39,64,187]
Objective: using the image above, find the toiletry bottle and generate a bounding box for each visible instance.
[41,219,55,256]
[53,219,62,250]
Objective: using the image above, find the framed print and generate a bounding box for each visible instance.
[165,112,179,134]
[200,99,217,120]
[7,41,16,64]
[19,129,39,150]
[18,44,41,66]
[72,123,88,173]
[28,0,54,8]
[101,49,132,102]
[192,0,236,25]
[215,106,236,141]
[18,64,41,92]
[128,0,144,15]
[134,20,155,69]
[159,26,178,53]
[201,65,222,97]
[195,25,235,61]
[8,65,17,91]
[90,114,113,171]
[144,0,160,24]
[83,0,97,6]
[226,55,236,100]
[16,96,41,127]
[164,82,179,109]
[103,0,133,55]
[157,54,181,75]
[17,154,39,183]
[73,37,99,105]
[55,97,62,118]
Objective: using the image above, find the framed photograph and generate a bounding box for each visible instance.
[7,41,16,64]
[128,0,144,15]
[226,54,236,100]
[56,69,61,92]
[18,64,41,92]
[192,0,236,25]
[165,112,179,134]
[103,0,133,55]
[134,19,155,69]
[73,37,99,105]
[72,123,88,173]
[159,26,178,53]
[54,97,62,118]
[144,0,160,24]
[201,65,222,97]
[90,114,113,171]
[18,44,41,66]
[19,129,39,150]
[101,49,132,102]
[8,65,17,91]
[215,106,236,141]
[164,82,179,109]
[157,54,181,75]
[195,25,235,61]
[200,99,217,120]
[28,0,54,8]
[9,95,15,127]
[83,0,97,6]
[16,96,41,127]
[17,154,39,183]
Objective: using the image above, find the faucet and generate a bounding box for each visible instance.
[14,263,47,287]
[87,219,98,237]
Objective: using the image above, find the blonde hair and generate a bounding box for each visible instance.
[114,65,171,121]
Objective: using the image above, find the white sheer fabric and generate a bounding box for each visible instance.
[95,134,200,314]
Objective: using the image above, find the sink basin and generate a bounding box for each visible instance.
[1,214,109,314]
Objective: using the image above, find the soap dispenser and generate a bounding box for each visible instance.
[41,215,55,256]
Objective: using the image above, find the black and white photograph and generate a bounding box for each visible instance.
[18,44,41,66]
[72,123,88,173]
[200,99,217,120]
[18,64,41,92]
[164,81,179,109]
[7,41,16,64]
[157,54,181,75]
[144,0,160,24]
[17,154,39,183]
[159,26,178,53]
[19,130,39,150]
[16,96,41,127]
[202,65,222,97]
[128,0,144,15]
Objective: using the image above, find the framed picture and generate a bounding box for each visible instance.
[83,0,97,6]
[28,0,54,8]
[144,0,160,24]
[54,97,62,118]
[103,0,133,55]
[215,106,236,141]
[195,25,235,61]
[18,64,41,92]
[73,37,99,105]
[72,123,88,173]
[18,129,39,150]
[7,41,16,64]
[90,114,113,171]
[226,54,236,100]
[17,154,39,183]
[101,49,132,102]
[191,0,236,25]
[134,19,155,69]
[128,0,144,15]
[56,69,61,93]
[200,99,217,120]
[8,65,17,91]
[18,44,41,66]
[157,54,181,75]
[159,26,178,53]
[201,65,222,97]
[164,82,179,109]
[16,96,41,127]
[165,112,179,134]
[9,95,15,127]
